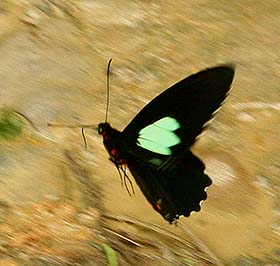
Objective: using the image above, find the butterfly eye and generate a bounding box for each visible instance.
[98,123,110,135]
[97,124,104,134]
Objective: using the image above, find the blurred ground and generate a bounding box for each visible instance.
[0,0,279,265]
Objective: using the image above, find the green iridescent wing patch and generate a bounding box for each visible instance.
[137,117,181,155]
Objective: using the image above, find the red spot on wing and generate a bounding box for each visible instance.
[155,199,163,211]
[155,203,162,211]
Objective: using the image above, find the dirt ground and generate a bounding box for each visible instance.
[0,0,279,265]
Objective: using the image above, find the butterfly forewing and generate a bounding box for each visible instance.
[137,117,181,155]
[123,65,235,150]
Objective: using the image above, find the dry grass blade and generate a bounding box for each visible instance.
[103,228,143,248]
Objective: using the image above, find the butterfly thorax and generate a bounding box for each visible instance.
[98,122,128,165]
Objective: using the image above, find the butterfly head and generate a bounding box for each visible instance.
[98,122,111,136]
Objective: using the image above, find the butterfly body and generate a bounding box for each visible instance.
[98,65,235,223]
[98,122,128,165]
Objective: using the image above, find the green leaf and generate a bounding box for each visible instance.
[103,243,118,266]
[0,108,23,140]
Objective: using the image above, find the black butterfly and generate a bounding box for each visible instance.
[98,64,235,223]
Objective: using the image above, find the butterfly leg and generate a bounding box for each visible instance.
[121,165,135,196]
[109,157,135,196]
[110,157,124,187]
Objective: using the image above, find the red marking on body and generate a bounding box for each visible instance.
[103,134,110,141]
[119,159,127,166]
[111,149,118,156]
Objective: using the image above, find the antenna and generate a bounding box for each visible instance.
[48,59,114,148]
[105,58,113,123]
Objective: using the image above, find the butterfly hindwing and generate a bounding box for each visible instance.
[123,65,235,151]
[127,150,212,222]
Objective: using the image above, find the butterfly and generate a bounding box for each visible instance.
[98,63,235,223]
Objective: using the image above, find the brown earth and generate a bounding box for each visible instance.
[0,1,279,265]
